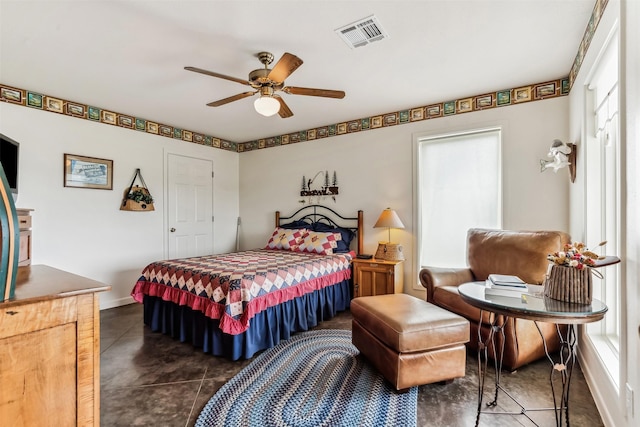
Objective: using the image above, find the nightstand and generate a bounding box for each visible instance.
[352,258,404,298]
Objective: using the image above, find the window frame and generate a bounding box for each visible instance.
[582,28,621,385]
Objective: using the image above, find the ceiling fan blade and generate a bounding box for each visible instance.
[267,53,303,83]
[207,91,256,107]
[274,95,293,118]
[185,66,250,86]
[282,86,345,99]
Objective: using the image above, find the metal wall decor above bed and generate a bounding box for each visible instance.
[276,204,363,254]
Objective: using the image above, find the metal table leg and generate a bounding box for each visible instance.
[475,313,573,426]
[475,310,507,426]
[535,322,577,427]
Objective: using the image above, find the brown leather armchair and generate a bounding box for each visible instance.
[419,228,570,371]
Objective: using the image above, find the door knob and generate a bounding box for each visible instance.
[170,228,176,232]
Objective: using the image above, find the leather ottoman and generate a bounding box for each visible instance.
[351,293,469,391]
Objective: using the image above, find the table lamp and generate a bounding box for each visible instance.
[373,208,405,261]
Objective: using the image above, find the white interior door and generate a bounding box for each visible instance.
[167,153,213,259]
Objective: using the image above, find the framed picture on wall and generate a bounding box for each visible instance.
[64,153,113,190]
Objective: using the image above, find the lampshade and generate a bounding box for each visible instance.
[254,96,280,117]
[374,208,405,230]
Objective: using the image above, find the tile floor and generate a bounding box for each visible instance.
[100,303,604,426]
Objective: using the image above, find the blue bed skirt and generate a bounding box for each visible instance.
[142,278,351,360]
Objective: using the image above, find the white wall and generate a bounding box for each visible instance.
[239,97,570,297]
[0,102,239,309]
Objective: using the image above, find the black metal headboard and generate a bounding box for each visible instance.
[275,205,363,254]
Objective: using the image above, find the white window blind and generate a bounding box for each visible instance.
[416,129,501,269]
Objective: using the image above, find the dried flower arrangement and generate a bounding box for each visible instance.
[547,241,606,270]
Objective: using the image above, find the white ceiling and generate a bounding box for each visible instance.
[0,0,595,143]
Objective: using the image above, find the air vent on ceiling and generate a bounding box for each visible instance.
[335,15,389,49]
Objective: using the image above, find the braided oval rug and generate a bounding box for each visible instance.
[195,329,417,427]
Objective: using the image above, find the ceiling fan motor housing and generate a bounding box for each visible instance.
[258,86,275,97]
[248,68,272,87]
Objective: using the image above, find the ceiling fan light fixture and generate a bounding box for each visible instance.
[254,95,280,117]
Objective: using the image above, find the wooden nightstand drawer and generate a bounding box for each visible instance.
[352,258,404,298]
[17,214,32,230]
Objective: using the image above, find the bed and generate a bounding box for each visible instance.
[131,205,363,360]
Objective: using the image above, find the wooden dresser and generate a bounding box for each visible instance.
[0,265,110,426]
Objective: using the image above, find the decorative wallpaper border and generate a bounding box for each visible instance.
[0,86,237,152]
[0,0,608,154]
[569,0,608,90]
[239,77,569,152]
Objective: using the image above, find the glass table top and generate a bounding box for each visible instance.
[458,282,608,324]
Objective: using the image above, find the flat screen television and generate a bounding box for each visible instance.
[0,133,19,201]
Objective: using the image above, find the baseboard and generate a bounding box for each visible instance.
[100,295,135,310]
[578,333,626,427]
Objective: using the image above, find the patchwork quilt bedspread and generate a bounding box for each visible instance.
[131,249,353,335]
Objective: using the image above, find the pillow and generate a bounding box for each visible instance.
[264,227,307,251]
[312,223,355,253]
[279,219,312,230]
[297,231,342,255]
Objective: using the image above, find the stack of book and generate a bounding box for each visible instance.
[485,274,536,298]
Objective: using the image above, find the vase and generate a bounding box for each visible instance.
[543,264,592,304]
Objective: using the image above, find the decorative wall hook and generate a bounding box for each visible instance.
[540,140,576,183]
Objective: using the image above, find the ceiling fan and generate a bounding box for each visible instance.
[185,52,345,118]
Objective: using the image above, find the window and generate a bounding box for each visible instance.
[415,128,502,270]
[584,31,620,377]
